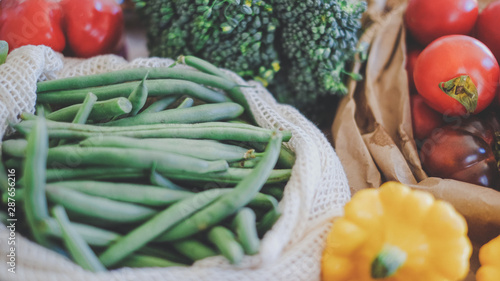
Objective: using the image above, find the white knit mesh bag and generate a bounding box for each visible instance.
[0,45,350,281]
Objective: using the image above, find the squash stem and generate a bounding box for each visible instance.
[371,244,407,279]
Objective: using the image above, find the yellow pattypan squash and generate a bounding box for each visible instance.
[321,181,472,281]
[477,234,500,281]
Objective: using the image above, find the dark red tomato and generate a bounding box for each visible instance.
[410,94,444,141]
[406,47,421,95]
[419,116,499,190]
[413,35,499,116]
[405,0,478,46]
[476,0,500,65]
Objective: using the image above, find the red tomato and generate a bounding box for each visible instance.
[413,35,499,116]
[404,0,478,46]
[419,115,500,190]
[406,47,421,95]
[410,94,444,141]
[0,0,65,52]
[61,0,124,58]
[476,1,500,65]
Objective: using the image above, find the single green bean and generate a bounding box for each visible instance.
[229,157,261,168]
[180,55,256,125]
[176,97,194,109]
[118,254,186,268]
[51,205,106,272]
[139,96,178,114]
[22,116,51,246]
[207,226,244,264]
[172,239,218,261]
[103,102,244,126]
[128,72,149,116]
[0,40,8,65]
[36,79,230,105]
[46,167,146,182]
[43,217,121,247]
[160,168,291,185]
[98,188,227,267]
[36,67,237,92]
[257,208,282,237]
[46,185,157,223]
[157,131,282,242]
[2,139,28,158]
[261,185,285,201]
[46,97,133,122]
[49,180,193,207]
[150,163,188,191]
[72,92,98,124]
[247,192,280,211]
[138,246,192,265]
[79,136,258,162]
[46,146,229,174]
[232,208,260,255]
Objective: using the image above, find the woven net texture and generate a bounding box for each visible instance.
[0,46,350,281]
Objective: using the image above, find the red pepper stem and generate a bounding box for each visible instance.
[438,75,478,113]
[371,244,407,279]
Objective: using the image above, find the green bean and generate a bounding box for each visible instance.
[46,167,146,182]
[140,96,178,114]
[229,157,261,168]
[128,72,149,116]
[46,97,132,122]
[172,239,218,261]
[207,226,244,264]
[51,205,107,272]
[36,67,237,93]
[232,208,260,255]
[72,92,98,124]
[0,157,9,193]
[247,192,279,211]
[80,136,259,162]
[46,146,229,174]
[160,168,291,185]
[252,143,296,169]
[176,97,194,109]
[46,185,157,223]
[15,120,290,143]
[157,131,282,242]
[257,208,282,237]
[2,139,28,158]
[0,40,8,65]
[43,217,121,247]
[49,180,193,207]
[138,246,192,265]
[150,163,188,191]
[179,55,255,124]
[103,102,244,126]
[22,116,51,246]
[36,79,230,105]
[98,188,227,267]
[118,254,186,268]
[261,185,285,201]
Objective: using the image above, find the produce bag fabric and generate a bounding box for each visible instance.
[332,1,500,278]
[0,45,351,281]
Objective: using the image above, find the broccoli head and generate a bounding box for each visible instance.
[133,0,367,127]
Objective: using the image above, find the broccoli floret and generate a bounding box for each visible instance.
[133,0,366,127]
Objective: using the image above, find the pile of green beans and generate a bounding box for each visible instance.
[0,56,295,271]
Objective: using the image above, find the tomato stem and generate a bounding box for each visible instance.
[371,244,407,279]
[439,75,478,113]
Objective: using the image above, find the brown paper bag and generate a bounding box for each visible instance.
[332,1,500,278]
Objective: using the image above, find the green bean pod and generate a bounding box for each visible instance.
[157,131,282,242]
[118,254,186,268]
[51,205,106,272]
[176,97,194,109]
[232,208,260,255]
[139,96,178,114]
[36,79,230,105]
[172,239,218,262]
[103,102,244,126]
[98,188,227,267]
[43,218,121,247]
[160,168,291,185]
[49,180,193,207]
[149,168,188,191]
[72,92,98,124]
[2,139,28,158]
[46,185,157,223]
[46,97,133,122]
[207,226,245,264]
[46,146,229,174]
[46,167,146,182]
[127,72,149,116]
[36,67,237,92]
[79,136,258,162]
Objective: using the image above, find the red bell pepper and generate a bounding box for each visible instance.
[0,0,66,52]
[60,0,124,58]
